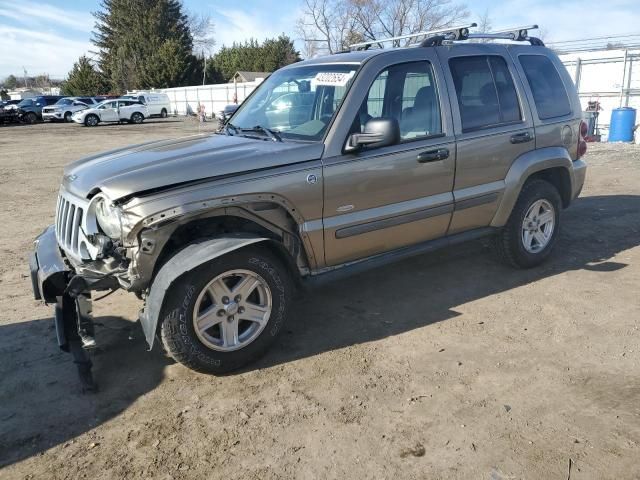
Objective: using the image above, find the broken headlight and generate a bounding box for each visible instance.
[92,195,123,239]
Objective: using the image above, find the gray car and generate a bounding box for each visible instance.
[42,97,102,122]
[29,25,587,388]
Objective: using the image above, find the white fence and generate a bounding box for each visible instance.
[161,81,261,117]
[559,48,640,139]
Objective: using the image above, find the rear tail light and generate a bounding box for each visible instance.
[580,120,588,138]
[577,120,588,159]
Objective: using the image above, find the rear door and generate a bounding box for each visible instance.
[321,49,456,266]
[98,101,119,121]
[437,46,535,234]
[117,100,135,119]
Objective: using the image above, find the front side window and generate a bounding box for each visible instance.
[355,61,442,141]
[519,55,571,120]
[231,64,356,141]
[449,55,522,132]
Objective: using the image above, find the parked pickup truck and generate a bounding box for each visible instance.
[29,24,587,389]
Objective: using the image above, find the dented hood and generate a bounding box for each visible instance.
[62,133,323,200]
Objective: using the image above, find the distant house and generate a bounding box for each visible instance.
[230,71,270,83]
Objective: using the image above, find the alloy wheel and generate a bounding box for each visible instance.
[192,269,272,352]
[521,199,555,253]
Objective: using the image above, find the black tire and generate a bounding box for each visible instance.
[64,111,72,122]
[493,179,562,269]
[160,108,168,118]
[159,246,292,374]
[131,112,144,124]
[84,114,99,127]
[24,112,37,124]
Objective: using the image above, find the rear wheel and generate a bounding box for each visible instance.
[493,179,561,268]
[84,114,99,127]
[131,112,144,124]
[160,108,168,118]
[64,111,72,122]
[160,247,292,374]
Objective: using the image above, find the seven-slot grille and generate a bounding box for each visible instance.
[55,192,85,258]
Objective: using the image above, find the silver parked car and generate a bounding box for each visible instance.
[42,97,102,122]
[29,24,587,389]
[71,98,149,126]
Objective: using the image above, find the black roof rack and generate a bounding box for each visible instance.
[343,23,544,52]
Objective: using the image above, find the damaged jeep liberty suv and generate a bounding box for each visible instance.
[29,24,587,387]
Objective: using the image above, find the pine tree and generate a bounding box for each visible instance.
[3,75,18,89]
[206,36,300,83]
[61,56,109,95]
[92,0,199,91]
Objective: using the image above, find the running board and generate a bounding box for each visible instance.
[304,227,497,287]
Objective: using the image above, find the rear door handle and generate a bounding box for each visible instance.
[510,132,533,144]
[417,148,449,163]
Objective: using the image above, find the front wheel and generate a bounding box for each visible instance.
[159,247,292,374]
[84,114,99,127]
[160,108,168,118]
[130,112,144,124]
[24,112,38,124]
[493,179,562,269]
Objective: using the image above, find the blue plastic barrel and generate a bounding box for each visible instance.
[608,107,636,142]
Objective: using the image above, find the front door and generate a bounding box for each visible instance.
[98,101,119,122]
[322,52,456,266]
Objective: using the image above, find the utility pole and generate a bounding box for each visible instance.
[22,67,28,88]
[203,50,207,85]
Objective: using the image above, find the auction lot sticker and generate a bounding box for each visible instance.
[313,71,356,87]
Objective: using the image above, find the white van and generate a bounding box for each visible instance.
[123,91,171,118]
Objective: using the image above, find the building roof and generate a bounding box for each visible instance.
[232,71,271,82]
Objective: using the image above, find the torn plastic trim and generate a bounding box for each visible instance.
[139,235,268,348]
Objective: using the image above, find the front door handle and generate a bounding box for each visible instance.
[510,132,533,144]
[417,148,449,163]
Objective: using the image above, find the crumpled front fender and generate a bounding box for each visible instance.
[139,235,268,348]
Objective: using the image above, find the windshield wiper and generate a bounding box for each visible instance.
[224,122,240,136]
[242,125,283,142]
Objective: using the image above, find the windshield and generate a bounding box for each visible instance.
[55,98,74,106]
[230,64,358,141]
[18,99,34,107]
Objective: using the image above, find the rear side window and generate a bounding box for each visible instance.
[519,55,571,119]
[449,56,522,132]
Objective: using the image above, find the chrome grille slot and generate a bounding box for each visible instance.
[55,189,89,260]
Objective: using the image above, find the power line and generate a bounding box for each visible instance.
[547,32,640,46]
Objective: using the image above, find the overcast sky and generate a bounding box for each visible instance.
[0,0,639,79]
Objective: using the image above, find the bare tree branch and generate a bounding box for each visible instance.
[188,12,216,55]
[298,0,469,55]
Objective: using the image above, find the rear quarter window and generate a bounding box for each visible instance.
[519,55,571,120]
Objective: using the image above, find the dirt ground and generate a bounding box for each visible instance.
[0,118,638,479]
